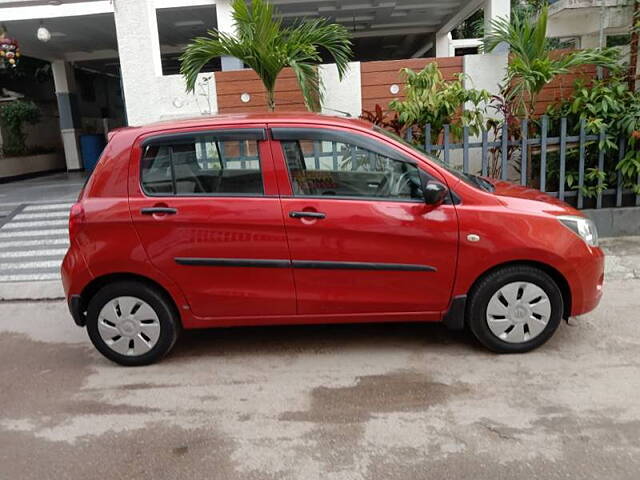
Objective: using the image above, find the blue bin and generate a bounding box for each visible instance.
[79,134,107,172]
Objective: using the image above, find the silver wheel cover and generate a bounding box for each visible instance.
[97,296,161,356]
[486,282,552,344]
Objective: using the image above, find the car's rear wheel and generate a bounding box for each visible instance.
[86,281,180,366]
[467,266,563,353]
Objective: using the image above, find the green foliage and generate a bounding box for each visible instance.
[546,75,640,196]
[451,8,484,40]
[483,6,620,119]
[511,0,550,19]
[451,0,550,41]
[360,104,405,136]
[388,63,490,145]
[180,0,352,112]
[0,100,41,157]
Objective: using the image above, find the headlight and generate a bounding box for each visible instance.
[557,215,599,247]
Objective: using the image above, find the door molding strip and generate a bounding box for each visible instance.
[175,257,436,272]
[175,258,290,268]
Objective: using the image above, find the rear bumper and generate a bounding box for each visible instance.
[68,294,85,326]
[61,245,93,327]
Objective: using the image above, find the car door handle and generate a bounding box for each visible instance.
[289,211,326,219]
[141,207,178,215]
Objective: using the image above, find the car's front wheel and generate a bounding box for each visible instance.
[467,266,564,353]
[86,281,180,366]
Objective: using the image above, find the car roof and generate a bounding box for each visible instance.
[117,112,374,137]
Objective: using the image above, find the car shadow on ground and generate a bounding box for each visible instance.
[168,321,485,362]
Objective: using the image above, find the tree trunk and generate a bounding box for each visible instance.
[266,89,276,112]
[630,0,640,92]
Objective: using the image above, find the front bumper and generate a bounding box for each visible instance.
[567,246,605,316]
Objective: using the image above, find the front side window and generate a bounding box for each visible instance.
[373,126,494,193]
[279,133,422,201]
[141,134,263,196]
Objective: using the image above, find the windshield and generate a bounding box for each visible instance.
[373,126,495,193]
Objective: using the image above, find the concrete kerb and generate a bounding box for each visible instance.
[584,207,640,238]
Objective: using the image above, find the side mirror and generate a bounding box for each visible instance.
[419,170,448,206]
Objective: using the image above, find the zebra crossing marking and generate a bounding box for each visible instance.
[0,260,61,270]
[0,249,68,259]
[0,238,69,249]
[0,273,61,282]
[0,228,68,239]
[13,211,69,220]
[2,219,68,229]
[23,203,74,212]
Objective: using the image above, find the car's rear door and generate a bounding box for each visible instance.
[270,126,458,316]
[128,125,296,319]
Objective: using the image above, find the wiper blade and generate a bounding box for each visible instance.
[469,174,495,192]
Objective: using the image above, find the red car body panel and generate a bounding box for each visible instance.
[127,130,297,319]
[61,113,604,330]
[268,125,458,316]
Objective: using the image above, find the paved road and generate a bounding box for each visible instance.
[1,242,639,479]
[0,172,85,207]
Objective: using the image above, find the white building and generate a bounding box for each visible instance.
[547,0,634,49]
[0,0,510,171]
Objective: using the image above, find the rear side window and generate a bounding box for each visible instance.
[141,131,264,196]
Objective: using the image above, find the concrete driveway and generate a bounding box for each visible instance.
[1,238,639,479]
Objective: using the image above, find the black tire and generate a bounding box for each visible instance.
[466,266,563,353]
[86,281,181,366]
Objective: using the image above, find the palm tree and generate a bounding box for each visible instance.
[180,0,353,112]
[482,6,619,119]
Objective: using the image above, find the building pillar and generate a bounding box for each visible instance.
[113,0,163,125]
[435,32,451,57]
[484,0,510,53]
[51,60,82,170]
[216,0,243,71]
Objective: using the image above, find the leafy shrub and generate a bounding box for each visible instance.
[387,62,490,146]
[0,100,41,156]
[483,6,619,120]
[547,76,640,195]
[360,104,405,136]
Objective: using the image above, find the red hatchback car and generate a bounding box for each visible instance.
[62,113,604,366]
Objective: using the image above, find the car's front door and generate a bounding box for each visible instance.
[271,126,458,316]
[129,126,296,319]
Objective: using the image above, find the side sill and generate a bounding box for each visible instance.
[442,295,466,330]
[69,294,86,327]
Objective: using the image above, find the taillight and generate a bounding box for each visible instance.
[68,203,85,242]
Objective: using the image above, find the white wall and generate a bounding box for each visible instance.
[319,62,362,118]
[459,53,509,173]
[463,53,507,113]
[152,74,218,121]
[113,0,218,125]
